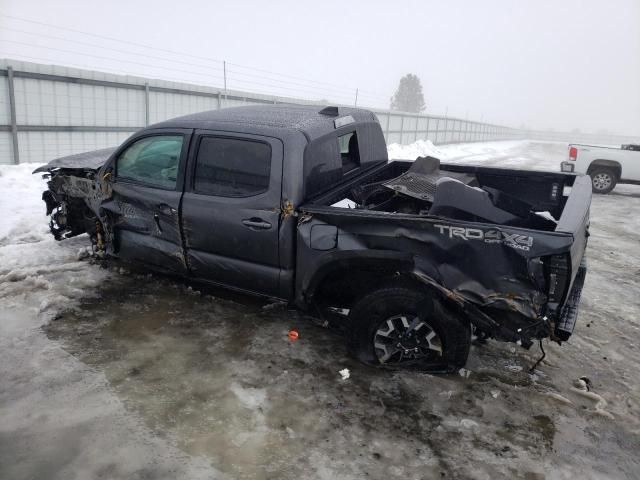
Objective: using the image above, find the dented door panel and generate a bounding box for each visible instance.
[101,183,186,273]
[100,130,192,274]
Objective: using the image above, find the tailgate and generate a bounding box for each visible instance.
[556,174,591,283]
[554,174,591,338]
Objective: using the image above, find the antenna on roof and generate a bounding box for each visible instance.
[319,106,339,116]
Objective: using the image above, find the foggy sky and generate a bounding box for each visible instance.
[1,0,639,135]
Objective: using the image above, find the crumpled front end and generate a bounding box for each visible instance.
[34,148,115,247]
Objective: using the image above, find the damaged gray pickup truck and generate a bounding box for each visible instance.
[35,105,591,372]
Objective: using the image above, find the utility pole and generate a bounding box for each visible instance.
[7,66,19,164]
[354,88,358,107]
[223,60,228,106]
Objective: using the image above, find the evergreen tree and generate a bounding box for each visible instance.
[390,74,426,113]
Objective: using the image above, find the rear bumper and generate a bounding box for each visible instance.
[560,161,575,173]
[555,256,587,341]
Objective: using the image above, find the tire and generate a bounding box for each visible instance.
[348,285,471,372]
[589,168,617,194]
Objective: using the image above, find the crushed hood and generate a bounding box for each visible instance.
[33,147,117,173]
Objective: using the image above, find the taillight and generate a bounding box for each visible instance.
[546,254,570,304]
[569,146,577,161]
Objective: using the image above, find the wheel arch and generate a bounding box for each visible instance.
[587,159,622,179]
[298,250,416,308]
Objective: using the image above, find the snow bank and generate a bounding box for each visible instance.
[387,139,564,171]
[0,163,50,245]
[387,139,445,161]
[0,163,110,318]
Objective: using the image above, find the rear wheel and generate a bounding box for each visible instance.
[589,168,617,194]
[348,285,471,372]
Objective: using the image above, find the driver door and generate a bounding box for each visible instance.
[101,129,192,274]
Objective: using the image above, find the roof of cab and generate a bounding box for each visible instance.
[149,104,379,141]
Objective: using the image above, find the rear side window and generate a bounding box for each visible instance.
[194,137,272,197]
[338,131,360,174]
[116,135,183,188]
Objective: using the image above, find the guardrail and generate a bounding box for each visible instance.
[0,59,637,164]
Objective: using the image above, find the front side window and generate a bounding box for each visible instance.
[194,137,272,197]
[116,135,183,188]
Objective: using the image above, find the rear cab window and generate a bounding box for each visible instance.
[338,131,360,174]
[194,136,272,197]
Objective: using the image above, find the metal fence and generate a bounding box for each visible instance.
[1,59,637,164]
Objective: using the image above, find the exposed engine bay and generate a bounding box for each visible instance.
[40,168,109,252]
[34,147,116,247]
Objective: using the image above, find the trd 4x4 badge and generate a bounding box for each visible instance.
[434,224,534,251]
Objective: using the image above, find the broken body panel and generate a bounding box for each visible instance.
[36,105,591,352]
[298,160,591,345]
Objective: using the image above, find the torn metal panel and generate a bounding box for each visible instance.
[296,205,578,343]
[382,156,478,202]
[33,147,116,173]
[101,180,187,275]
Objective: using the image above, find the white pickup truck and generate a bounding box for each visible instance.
[561,143,640,193]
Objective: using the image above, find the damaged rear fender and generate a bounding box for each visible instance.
[299,248,542,346]
[296,249,415,307]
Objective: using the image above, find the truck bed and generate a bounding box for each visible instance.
[307,160,582,231]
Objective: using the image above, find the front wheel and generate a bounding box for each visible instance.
[590,168,617,194]
[347,285,471,372]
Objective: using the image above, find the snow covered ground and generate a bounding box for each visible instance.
[0,163,218,478]
[1,141,639,479]
[388,139,564,171]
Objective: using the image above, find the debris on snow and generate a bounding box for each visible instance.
[460,419,479,429]
[570,387,612,416]
[504,364,524,372]
[440,390,454,399]
[229,382,268,410]
[573,378,590,392]
[544,392,573,405]
[261,301,286,311]
[76,246,92,260]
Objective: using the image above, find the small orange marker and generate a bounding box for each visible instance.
[288,329,299,341]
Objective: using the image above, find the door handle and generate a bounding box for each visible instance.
[157,203,177,216]
[242,218,272,230]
